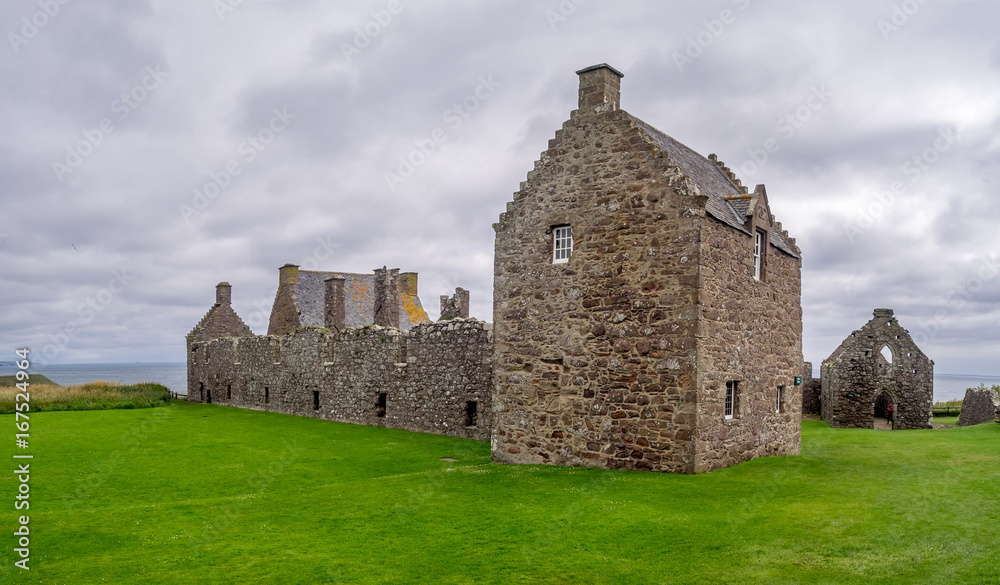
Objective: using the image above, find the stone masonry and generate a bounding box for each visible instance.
[821,308,933,429]
[957,387,999,426]
[188,270,492,441]
[801,361,822,415]
[491,64,803,473]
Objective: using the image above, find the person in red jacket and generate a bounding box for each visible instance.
[886,404,894,425]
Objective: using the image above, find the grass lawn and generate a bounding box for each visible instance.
[2,402,998,584]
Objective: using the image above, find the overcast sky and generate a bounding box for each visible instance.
[1,0,998,375]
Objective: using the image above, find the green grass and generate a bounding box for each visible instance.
[2,403,998,584]
[0,381,172,413]
[0,374,59,387]
[932,415,959,426]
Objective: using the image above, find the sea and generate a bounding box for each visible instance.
[1,362,997,403]
[0,362,188,395]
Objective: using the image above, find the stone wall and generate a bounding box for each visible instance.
[694,215,802,472]
[801,361,822,415]
[957,387,999,426]
[187,319,493,441]
[492,99,704,473]
[821,309,933,429]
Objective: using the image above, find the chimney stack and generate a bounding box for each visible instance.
[576,63,624,111]
[373,266,400,328]
[215,282,232,306]
[324,277,346,333]
[278,263,300,286]
[439,287,470,320]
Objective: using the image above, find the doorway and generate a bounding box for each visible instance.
[873,391,895,430]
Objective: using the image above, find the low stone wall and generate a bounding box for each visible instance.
[187,319,493,441]
[957,388,999,427]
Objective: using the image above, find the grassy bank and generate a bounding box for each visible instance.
[0,380,171,413]
[1,403,997,584]
[0,374,60,387]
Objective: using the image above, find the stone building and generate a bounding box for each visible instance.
[187,267,492,441]
[820,308,933,429]
[491,64,804,473]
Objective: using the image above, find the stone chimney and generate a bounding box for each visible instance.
[324,276,346,332]
[215,282,232,306]
[278,263,300,286]
[576,63,624,111]
[373,266,400,328]
[440,287,470,320]
[874,308,894,318]
[399,272,419,297]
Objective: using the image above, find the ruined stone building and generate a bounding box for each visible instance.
[188,64,805,473]
[188,267,492,441]
[956,387,998,427]
[820,308,933,429]
[491,64,803,473]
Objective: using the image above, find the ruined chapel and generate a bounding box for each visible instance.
[187,64,805,473]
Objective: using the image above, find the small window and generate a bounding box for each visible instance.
[376,392,387,418]
[313,390,320,411]
[725,381,740,419]
[207,389,212,404]
[776,385,784,414]
[465,401,478,427]
[227,384,232,400]
[264,387,270,404]
[753,230,765,281]
[553,225,573,263]
[199,382,204,401]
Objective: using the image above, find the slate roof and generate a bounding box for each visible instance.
[293,270,430,331]
[630,116,799,258]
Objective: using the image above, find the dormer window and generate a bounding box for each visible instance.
[553,225,573,263]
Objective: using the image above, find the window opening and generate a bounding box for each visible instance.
[465,401,478,427]
[553,225,573,263]
[725,381,739,419]
[313,390,320,411]
[376,392,387,418]
[753,231,763,280]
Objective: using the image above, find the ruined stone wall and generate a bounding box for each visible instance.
[801,361,822,415]
[187,319,493,441]
[492,106,707,473]
[693,217,802,473]
[820,310,933,429]
[957,387,999,426]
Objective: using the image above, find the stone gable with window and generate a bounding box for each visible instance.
[491,64,803,473]
[820,308,933,429]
